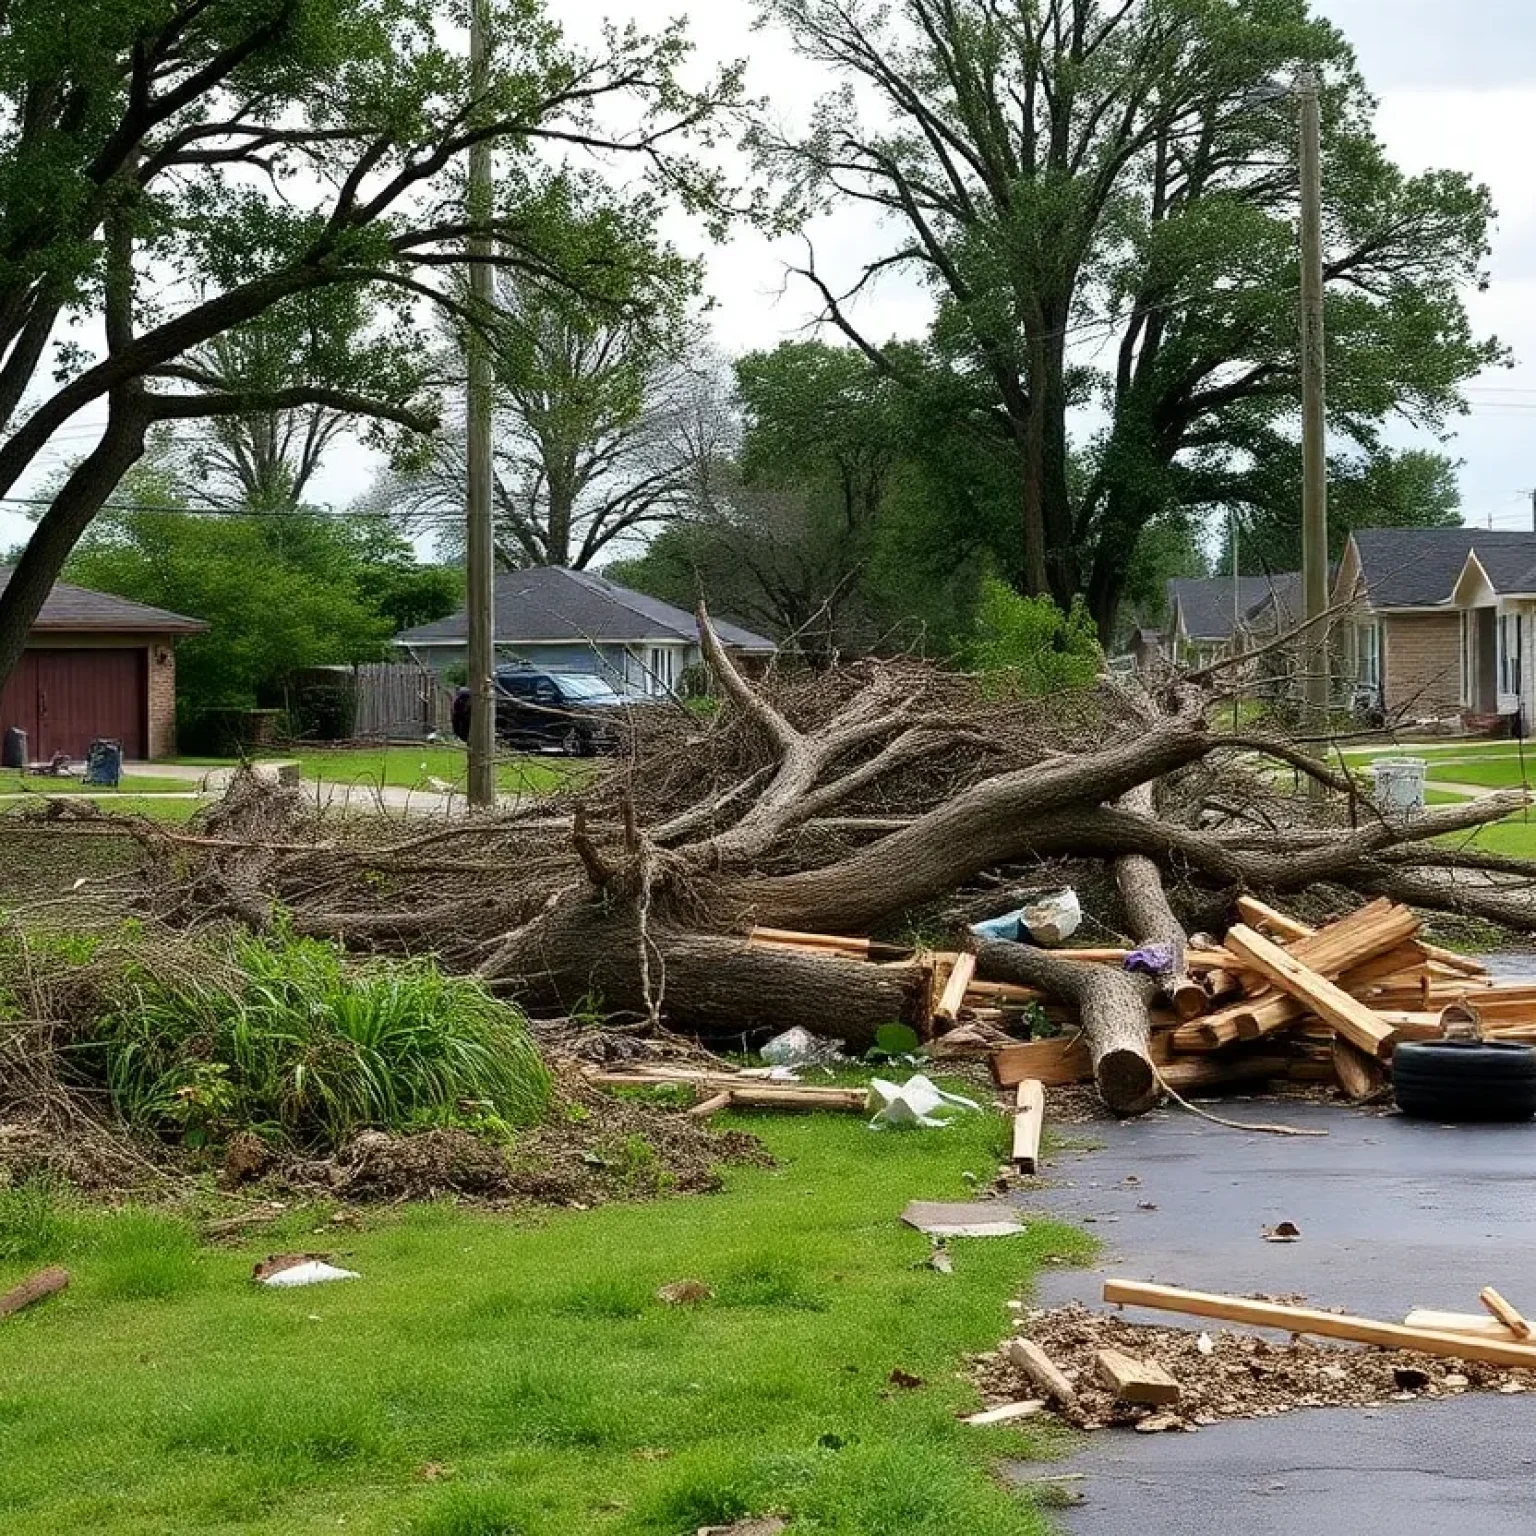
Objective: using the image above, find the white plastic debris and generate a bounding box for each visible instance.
[760,1026,844,1068]
[867,1073,980,1129]
[259,1260,361,1288]
[1021,887,1081,946]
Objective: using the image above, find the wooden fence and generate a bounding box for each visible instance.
[351,662,454,740]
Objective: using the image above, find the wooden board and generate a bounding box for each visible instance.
[1403,1308,1519,1340]
[1222,925,1398,1059]
[1011,1080,1044,1174]
[1234,896,1313,941]
[1480,1286,1533,1340]
[1007,1337,1077,1406]
[962,1398,1046,1426]
[992,1037,1093,1088]
[1158,1054,1291,1091]
[1105,1279,1536,1370]
[1095,1348,1180,1406]
[934,952,977,1026]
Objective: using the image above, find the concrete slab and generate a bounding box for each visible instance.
[1023,1099,1536,1533]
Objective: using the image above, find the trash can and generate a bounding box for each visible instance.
[1,726,24,770]
[1370,756,1426,815]
[83,738,123,788]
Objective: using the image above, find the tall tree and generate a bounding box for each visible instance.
[755,0,1501,638]
[0,0,739,690]
[374,184,707,570]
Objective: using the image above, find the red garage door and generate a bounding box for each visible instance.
[0,648,146,761]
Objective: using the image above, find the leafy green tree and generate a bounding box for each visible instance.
[756,0,1500,638]
[965,575,1102,695]
[0,0,740,690]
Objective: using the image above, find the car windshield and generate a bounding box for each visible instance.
[548,674,623,701]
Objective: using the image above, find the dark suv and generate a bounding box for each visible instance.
[452,668,637,755]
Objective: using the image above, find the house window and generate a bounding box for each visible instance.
[1358,623,1381,692]
[645,646,678,697]
[1500,613,1522,699]
[1461,612,1471,706]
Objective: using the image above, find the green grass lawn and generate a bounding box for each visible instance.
[0,772,192,797]
[0,1108,1082,1536]
[180,746,582,797]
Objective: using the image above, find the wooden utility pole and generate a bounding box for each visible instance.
[1297,68,1329,755]
[465,0,496,809]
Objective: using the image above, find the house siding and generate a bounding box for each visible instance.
[407,639,700,693]
[1382,612,1462,717]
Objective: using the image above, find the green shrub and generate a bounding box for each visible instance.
[964,573,1101,695]
[81,933,549,1151]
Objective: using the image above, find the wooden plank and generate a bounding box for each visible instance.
[1418,941,1488,978]
[1094,1348,1180,1406]
[992,1037,1092,1088]
[1007,1337,1078,1407]
[1480,1286,1533,1340]
[964,978,1046,1005]
[934,951,977,1026]
[688,1091,733,1119]
[1403,1308,1519,1340]
[749,926,871,954]
[1222,925,1398,1059]
[962,1398,1046,1426]
[1104,1279,1536,1370]
[0,1266,68,1319]
[721,1086,867,1112]
[1158,1054,1291,1090]
[1011,1080,1044,1173]
[1234,896,1313,941]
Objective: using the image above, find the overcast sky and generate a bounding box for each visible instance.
[8,0,1536,554]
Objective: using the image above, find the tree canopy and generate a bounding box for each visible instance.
[754,0,1502,638]
[0,0,740,687]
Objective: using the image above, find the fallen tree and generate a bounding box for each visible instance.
[55,607,1536,1115]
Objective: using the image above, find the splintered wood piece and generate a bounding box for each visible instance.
[1234,896,1313,942]
[1480,1287,1533,1340]
[0,1266,69,1318]
[1011,1079,1044,1174]
[1418,941,1488,978]
[1095,1348,1180,1406]
[1222,925,1398,1059]
[992,1037,1093,1089]
[1332,1034,1388,1101]
[688,1091,733,1118]
[1007,1337,1078,1407]
[1105,1280,1536,1370]
[962,1398,1046,1426]
[1158,1054,1291,1091]
[1403,1308,1519,1340]
[934,951,977,1027]
[720,1086,867,1112]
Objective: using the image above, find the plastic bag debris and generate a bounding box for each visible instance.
[760,1026,845,1068]
[867,1074,980,1129]
[1124,943,1175,976]
[968,888,1081,947]
[257,1259,361,1288]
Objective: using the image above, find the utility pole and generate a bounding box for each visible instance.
[1297,68,1329,757]
[465,0,496,809]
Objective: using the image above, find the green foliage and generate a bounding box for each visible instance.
[965,576,1102,695]
[80,933,549,1151]
[867,1022,923,1063]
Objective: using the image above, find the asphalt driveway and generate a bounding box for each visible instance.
[1025,1098,1536,1534]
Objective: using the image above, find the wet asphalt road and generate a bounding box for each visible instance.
[1020,1098,1536,1534]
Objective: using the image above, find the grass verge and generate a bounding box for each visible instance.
[178,746,584,797]
[0,1110,1085,1536]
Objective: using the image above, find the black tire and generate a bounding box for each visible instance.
[1391,1039,1536,1122]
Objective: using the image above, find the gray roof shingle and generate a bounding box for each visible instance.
[1349,527,1536,607]
[395,565,776,652]
[1168,574,1299,641]
[0,567,206,633]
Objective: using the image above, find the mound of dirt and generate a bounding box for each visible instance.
[975,1302,1536,1431]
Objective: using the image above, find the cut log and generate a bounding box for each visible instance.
[1403,1308,1519,1339]
[1095,1348,1180,1406]
[1104,1279,1536,1369]
[1332,1034,1388,1101]
[1222,925,1398,1059]
[978,938,1159,1115]
[1007,1337,1078,1407]
[0,1265,68,1318]
[1011,1080,1044,1174]
[1480,1286,1533,1340]
[934,952,977,1027]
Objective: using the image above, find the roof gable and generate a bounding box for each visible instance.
[1347,526,1536,608]
[0,567,206,633]
[395,565,776,652]
[1166,574,1299,641]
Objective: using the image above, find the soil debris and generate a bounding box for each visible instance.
[976,1302,1536,1430]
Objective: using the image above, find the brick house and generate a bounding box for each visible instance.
[0,569,206,760]
[1333,528,1536,727]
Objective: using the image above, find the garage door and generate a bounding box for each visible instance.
[0,648,146,761]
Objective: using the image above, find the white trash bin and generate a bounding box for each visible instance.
[1370,757,1426,815]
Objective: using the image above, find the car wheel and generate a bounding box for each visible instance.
[1390,1039,1536,1121]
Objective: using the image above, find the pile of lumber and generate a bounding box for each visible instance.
[750,900,1536,1105]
